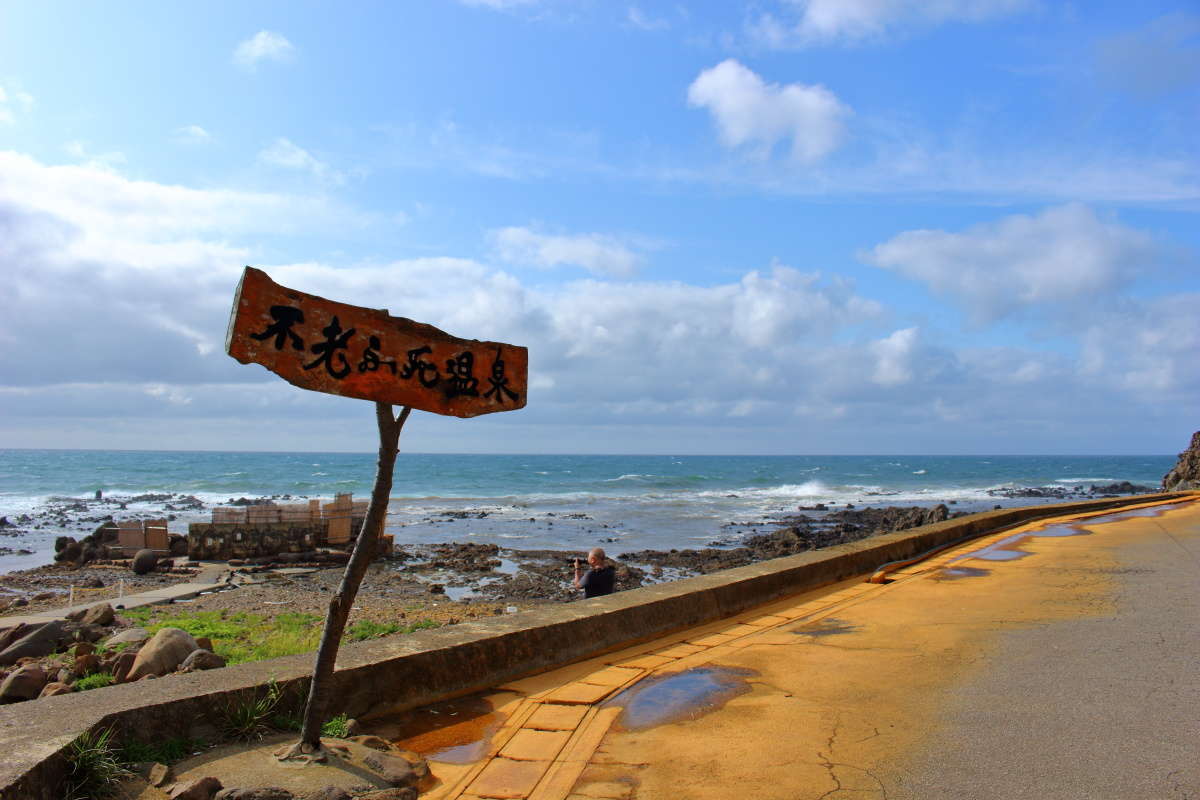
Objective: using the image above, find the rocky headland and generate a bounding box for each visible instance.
[1162,430,1200,491]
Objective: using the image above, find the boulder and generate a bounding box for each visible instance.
[39,681,75,698]
[69,623,108,643]
[0,623,35,653]
[0,665,48,703]
[169,777,223,800]
[72,642,96,657]
[126,627,199,680]
[213,789,295,800]
[81,603,116,626]
[302,789,352,800]
[149,763,174,787]
[179,649,226,671]
[93,521,118,542]
[107,626,151,646]
[195,637,213,652]
[55,540,81,563]
[112,650,138,683]
[325,740,427,789]
[1163,431,1200,491]
[132,549,159,575]
[357,790,417,800]
[73,653,102,676]
[0,620,66,666]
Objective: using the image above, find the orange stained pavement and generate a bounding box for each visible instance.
[364,496,1200,800]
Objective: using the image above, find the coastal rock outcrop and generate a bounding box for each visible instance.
[1162,431,1200,491]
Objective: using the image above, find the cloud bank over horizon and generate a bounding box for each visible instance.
[1,149,1193,454]
[0,3,1196,454]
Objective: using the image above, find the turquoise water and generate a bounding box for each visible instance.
[0,449,1173,572]
[0,450,1171,503]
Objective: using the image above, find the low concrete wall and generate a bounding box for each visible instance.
[1,493,1191,799]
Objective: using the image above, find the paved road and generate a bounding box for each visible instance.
[0,563,229,628]
[403,497,1200,800]
[177,498,1199,800]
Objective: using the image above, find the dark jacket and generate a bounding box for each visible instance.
[580,565,616,598]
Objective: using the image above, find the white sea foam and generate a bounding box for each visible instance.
[912,469,927,474]
[1053,478,1116,484]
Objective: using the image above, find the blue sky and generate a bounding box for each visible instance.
[0,0,1197,454]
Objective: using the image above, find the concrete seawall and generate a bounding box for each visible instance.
[0,493,1189,799]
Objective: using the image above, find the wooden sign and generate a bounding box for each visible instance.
[226,266,527,418]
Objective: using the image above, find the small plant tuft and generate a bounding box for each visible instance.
[74,672,116,691]
[63,727,132,800]
[322,713,350,738]
[219,680,283,741]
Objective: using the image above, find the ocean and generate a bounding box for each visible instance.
[0,449,1173,574]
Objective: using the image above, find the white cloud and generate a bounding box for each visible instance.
[63,140,127,168]
[0,151,1190,452]
[628,7,670,31]
[750,0,1031,47]
[458,0,539,8]
[871,327,918,386]
[258,137,341,183]
[0,151,365,240]
[233,30,295,69]
[865,204,1157,324]
[0,84,33,125]
[173,125,212,144]
[490,226,642,277]
[687,60,850,163]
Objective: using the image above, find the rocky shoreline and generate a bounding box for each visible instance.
[0,480,1160,616]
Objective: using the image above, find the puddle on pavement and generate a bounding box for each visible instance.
[954,503,1178,566]
[368,692,511,763]
[603,666,755,731]
[788,616,861,637]
[934,566,991,579]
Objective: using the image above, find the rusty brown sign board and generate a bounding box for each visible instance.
[226,266,527,418]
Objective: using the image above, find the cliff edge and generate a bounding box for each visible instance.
[1162,431,1200,491]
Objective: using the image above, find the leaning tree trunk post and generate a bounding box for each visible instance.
[282,402,411,759]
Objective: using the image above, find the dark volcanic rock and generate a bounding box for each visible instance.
[1162,431,1200,491]
[1087,481,1154,496]
[823,504,956,532]
[132,549,159,575]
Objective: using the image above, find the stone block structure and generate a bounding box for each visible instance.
[186,521,325,560]
[186,494,369,560]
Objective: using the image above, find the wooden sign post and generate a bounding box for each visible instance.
[226,266,527,760]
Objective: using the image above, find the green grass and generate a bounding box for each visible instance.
[120,608,324,665]
[322,713,350,738]
[63,727,131,800]
[117,608,444,665]
[346,619,401,641]
[74,672,115,691]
